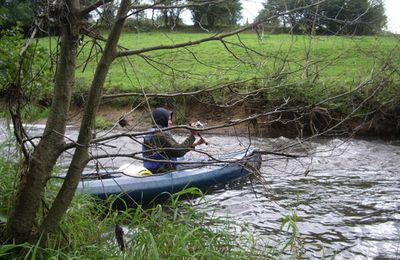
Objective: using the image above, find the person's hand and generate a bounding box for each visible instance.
[197,136,208,146]
[189,122,198,136]
[190,121,208,146]
[193,136,208,147]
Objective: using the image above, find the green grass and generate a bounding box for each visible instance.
[0,156,18,215]
[67,33,400,94]
[22,104,50,122]
[31,32,400,117]
[95,115,114,129]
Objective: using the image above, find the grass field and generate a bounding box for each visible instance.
[70,32,399,95]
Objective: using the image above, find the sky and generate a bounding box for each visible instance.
[181,0,400,33]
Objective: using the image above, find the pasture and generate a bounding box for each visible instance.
[70,32,399,94]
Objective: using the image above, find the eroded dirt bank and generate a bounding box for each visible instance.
[69,102,400,138]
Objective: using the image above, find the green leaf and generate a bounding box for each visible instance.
[0,207,8,223]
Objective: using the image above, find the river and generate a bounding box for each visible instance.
[197,136,400,259]
[1,122,399,259]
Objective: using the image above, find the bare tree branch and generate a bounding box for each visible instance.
[80,0,114,17]
[116,1,327,58]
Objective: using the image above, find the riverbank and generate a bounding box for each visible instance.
[2,97,398,138]
[69,101,400,138]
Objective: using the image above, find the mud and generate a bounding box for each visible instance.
[66,103,400,138]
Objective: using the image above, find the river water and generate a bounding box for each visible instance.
[1,122,399,259]
[198,136,400,259]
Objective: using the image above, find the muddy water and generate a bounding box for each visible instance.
[1,122,399,259]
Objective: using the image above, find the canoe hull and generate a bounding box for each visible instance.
[77,150,261,206]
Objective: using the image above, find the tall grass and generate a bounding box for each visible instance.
[1,187,272,259]
[21,104,50,122]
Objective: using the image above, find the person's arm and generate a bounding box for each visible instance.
[192,136,208,147]
[153,132,196,157]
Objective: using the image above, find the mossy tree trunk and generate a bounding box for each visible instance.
[6,0,81,243]
[5,0,131,243]
[39,0,131,236]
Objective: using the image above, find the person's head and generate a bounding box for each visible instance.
[152,107,173,128]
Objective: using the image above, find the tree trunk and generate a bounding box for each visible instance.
[6,0,81,243]
[39,0,131,236]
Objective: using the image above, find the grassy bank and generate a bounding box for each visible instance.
[70,32,399,92]
[35,32,399,112]
[7,32,399,136]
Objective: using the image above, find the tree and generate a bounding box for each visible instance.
[0,0,36,34]
[158,0,184,28]
[189,0,242,29]
[257,0,387,35]
[1,0,288,244]
[100,1,119,28]
[255,0,281,26]
[2,0,396,249]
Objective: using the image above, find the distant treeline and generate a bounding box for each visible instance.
[0,0,390,37]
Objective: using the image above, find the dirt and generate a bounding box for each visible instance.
[65,104,254,136]
[62,103,399,138]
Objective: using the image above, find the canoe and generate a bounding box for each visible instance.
[76,148,261,206]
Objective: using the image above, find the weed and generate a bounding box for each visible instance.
[95,115,114,129]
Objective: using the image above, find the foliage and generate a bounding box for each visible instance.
[96,1,119,29]
[20,104,50,122]
[257,0,387,35]
[124,17,160,32]
[157,0,185,28]
[281,211,304,258]
[95,115,114,129]
[189,0,242,29]
[0,207,7,223]
[2,0,398,249]
[0,153,310,259]
[0,24,53,105]
[0,156,18,211]
[0,0,36,34]
[0,27,24,91]
[0,176,272,259]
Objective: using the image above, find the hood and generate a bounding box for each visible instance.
[152,107,173,128]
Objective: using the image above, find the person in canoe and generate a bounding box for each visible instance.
[142,107,207,173]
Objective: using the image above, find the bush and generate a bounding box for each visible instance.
[0,23,53,106]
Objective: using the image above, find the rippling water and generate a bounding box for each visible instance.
[198,136,400,259]
[1,122,399,258]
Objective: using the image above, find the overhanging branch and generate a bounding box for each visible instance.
[80,0,114,17]
[116,0,327,58]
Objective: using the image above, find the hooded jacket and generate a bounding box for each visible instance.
[142,108,195,173]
